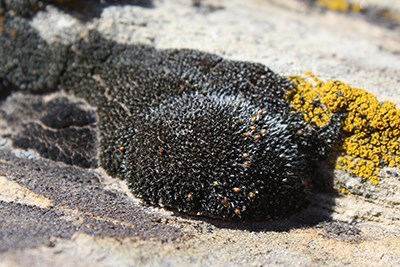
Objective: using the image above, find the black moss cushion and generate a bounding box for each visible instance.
[0,6,341,220]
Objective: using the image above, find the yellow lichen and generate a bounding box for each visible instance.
[316,0,364,13]
[339,185,351,195]
[286,72,400,185]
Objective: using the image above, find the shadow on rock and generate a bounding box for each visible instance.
[0,0,153,21]
[170,155,339,232]
[50,0,154,21]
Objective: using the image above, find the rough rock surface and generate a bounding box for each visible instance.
[1,0,400,266]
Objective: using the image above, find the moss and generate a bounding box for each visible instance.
[286,73,400,185]
[0,13,66,93]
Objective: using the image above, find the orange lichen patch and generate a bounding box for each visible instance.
[287,72,400,185]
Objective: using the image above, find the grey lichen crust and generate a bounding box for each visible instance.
[0,3,341,220]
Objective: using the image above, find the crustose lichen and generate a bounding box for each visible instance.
[314,0,364,13]
[286,72,400,186]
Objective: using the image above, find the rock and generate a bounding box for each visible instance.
[0,0,399,266]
